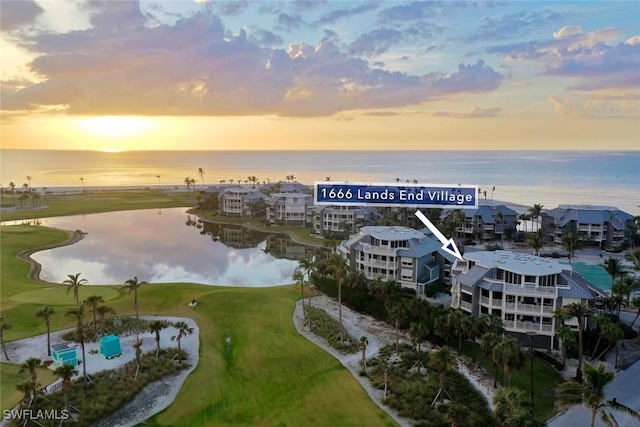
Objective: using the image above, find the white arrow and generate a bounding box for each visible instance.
[415,210,464,261]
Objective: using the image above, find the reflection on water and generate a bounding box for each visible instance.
[28,208,324,287]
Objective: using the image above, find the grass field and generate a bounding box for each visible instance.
[0,191,397,426]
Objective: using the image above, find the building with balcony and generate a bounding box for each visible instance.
[266,192,314,226]
[313,205,382,238]
[542,205,634,248]
[450,250,606,349]
[341,226,456,295]
[219,187,266,218]
[443,203,518,241]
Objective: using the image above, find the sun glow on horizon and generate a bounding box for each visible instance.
[75,116,158,138]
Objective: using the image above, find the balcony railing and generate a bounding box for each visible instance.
[460,301,472,312]
[461,283,473,294]
[504,302,555,314]
[504,321,554,334]
[503,283,557,296]
[480,296,490,305]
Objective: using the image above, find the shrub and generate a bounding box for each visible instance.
[305,306,359,353]
[619,324,639,340]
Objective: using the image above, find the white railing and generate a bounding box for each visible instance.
[504,302,555,314]
[503,283,557,296]
[505,321,553,334]
[460,301,473,311]
[492,299,502,307]
[480,296,490,305]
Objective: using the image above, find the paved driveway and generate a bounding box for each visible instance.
[548,359,640,427]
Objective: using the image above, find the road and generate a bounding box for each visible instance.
[548,359,640,427]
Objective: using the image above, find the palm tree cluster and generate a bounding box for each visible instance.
[556,362,640,427]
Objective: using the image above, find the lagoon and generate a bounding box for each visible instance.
[22,208,321,286]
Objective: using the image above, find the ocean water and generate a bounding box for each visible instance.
[1,150,639,215]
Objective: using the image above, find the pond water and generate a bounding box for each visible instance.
[19,208,324,286]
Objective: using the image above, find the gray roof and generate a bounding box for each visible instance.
[458,265,489,286]
[462,205,518,223]
[559,271,607,299]
[464,250,564,276]
[477,279,504,292]
[545,205,634,228]
[359,226,425,241]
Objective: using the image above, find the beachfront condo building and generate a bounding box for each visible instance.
[542,205,635,248]
[218,187,267,218]
[340,226,456,295]
[443,204,518,241]
[266,192,314,226]
[313,205,382,238]
[450,250,605,349]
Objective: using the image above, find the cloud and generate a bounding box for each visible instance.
[251,28,283,46]
[361,111,402,117]
[432,107,503,118]
[548,94,639,118]
[473,9,567,41]
[626,35,640,46]
[216,1,249,17]
[377,1,484,22]
[487,28,640,92]
[275,13,305,31]
[0,0,44,32]
[349,28,405,56]
[553,25,582,39]
[2,4,504,117]
[314,2,378,26]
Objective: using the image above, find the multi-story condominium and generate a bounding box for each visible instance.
[266,192,314,226]
[219,187,266,218]
[341,226,456,295]
[313,205,382,238]
[542,205,635,248]
[444,204,518,241]
[450,250,605,349]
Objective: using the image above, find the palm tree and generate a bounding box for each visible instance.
[563,302,596,382]
[156,175,161,189]
[495,211,505,246]
[562,232,580,264]
[35,306,55,356]
[83,295,104,325]
[592,322,623,361]
[430,346,457,403]
[386,301,406,355]
[493,386,530,426]
[297,256,316,307]
[292,269,305,307]
[80,177,85,191]
[494,335,525,387]
[602,257,626,290]
[64,273,88,308]
[65,306,87,377]
[409,321,428,352]
[444,401,470,427]
[461,315,480,362]
[123,276,147,320]
[9,181,16,205]
[148,319,170,359]
[197,168,206,189]
[184,177,192,193]
[448,309,466,354]
[327,253,348,342]
[556,325,576,367]
[528,232,543,256]
[483,314,505,336]
[171,321,194,363]
[19,357,42,382]
[25,175,32,190]
[625,248,640,271]
[1,316,11,360]
[95,305,116,328]
[133,338,143,367]
[359,336,368,373]
[556,362,640,427]
[53,363,78,390]
[529,203,543,234]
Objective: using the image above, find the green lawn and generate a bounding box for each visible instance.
[0,192,396,426]
[460,341,563,420]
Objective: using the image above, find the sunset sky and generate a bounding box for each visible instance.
[1,0,638,151]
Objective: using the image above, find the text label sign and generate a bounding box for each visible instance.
[315,182,478,208]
